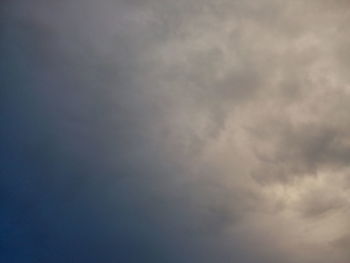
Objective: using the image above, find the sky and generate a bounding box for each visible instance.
[1,0,350,262]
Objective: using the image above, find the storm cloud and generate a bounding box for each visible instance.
[1,0,350,262]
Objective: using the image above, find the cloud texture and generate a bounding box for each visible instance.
[1,0,350,262]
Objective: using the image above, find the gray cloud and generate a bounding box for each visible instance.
[2,0,350,262]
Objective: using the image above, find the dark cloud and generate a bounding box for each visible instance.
[2,0,350,262]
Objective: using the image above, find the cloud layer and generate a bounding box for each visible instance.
[1,0,350,262]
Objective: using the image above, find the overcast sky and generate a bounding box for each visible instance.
[1,1,350,262]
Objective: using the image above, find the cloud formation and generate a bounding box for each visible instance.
[1,0,350,262]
